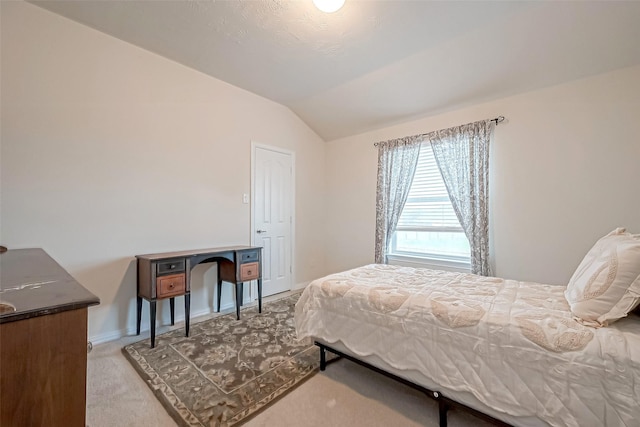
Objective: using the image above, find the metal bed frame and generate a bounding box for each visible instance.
[316,341,512,427]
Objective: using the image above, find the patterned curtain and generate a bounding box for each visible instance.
[428,120,493,276]
[374,137,422,264]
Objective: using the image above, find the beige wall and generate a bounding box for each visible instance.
[1,2,326,342]
[4,1,640,344]
[325,65,640,285]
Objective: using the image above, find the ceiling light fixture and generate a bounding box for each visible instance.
[313,0,345,13]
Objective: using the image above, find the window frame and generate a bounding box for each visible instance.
[387,143,471,271]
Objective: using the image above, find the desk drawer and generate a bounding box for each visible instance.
[240,262,259,281]
[157,260,185,275]
[240,250,259,263]
[157,274,185,298]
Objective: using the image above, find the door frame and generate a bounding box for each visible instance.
[250,141,296,298]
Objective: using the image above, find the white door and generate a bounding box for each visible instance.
[252,145,293,297]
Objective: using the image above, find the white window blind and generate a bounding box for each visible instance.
[391,142,470,264]
[396,143,462,232]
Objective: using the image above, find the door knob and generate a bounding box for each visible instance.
[256,230,267,234]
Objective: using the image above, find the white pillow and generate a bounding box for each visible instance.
[565,228,640,327]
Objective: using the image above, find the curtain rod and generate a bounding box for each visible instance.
[373,115,505,147]
[491,115,505,125]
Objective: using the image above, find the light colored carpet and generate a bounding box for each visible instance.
[87,296,491,427]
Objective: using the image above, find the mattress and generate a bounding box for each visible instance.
[294,264,640,427]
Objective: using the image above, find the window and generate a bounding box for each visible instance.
[390,143,470,264]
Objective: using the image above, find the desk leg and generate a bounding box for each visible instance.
[216,277,222,312]
[257,278,263,313]
[184,293,190,337]
[170,297,175,326]
[136,296,142,335]
[235,282,242,320]
[150,300,157,348]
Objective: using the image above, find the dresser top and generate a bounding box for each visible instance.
[0,248,100,324]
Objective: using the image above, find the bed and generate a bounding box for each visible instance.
[294,263,640,427]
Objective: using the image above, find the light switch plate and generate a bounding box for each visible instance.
[243,193,249,204]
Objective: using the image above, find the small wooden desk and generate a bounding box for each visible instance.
[136,246,262,348]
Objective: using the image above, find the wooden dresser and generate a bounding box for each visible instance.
[0,248,100,427]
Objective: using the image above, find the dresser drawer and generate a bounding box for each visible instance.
[239,250,259,263]
[157,259,185,276]
[156,274,185,298]
[240,262,259,281]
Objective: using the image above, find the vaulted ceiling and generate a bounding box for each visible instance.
[30,0,640,141]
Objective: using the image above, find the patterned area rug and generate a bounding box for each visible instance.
[123,294,319,427]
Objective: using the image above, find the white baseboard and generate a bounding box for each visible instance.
[293,280,310,290]
[90,328,130,346]
[88,282,309,345]
[88,306,214,345]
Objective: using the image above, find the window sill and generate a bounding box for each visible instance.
[386,253,471,273]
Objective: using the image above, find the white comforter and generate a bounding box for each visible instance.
[295,264,640,427]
